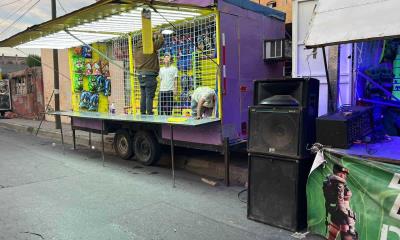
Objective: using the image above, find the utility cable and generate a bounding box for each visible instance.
[0,0,22,8]
[15,48,72,82]
[56,0,67,14]
[0,0,33,31]
[0,0,41,37]
[238,188,247,203]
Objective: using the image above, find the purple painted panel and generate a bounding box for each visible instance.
[168,0,214,7]
[220,12,241,140]
[72,117,103,131]
[161,122,222,145]
[219,0,285,140]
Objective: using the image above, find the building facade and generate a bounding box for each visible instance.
[253,0,292,23]
[8,67,45,119]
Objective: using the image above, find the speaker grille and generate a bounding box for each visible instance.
[248,108,299,157]
[248,154,309,231]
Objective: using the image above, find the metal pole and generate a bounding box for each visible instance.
[170,125,175,188]
[89,131,92,148]
[71,118,76,150]
[224,138,230,187]
[60,121,65,154]
[102,120,105,167]
[51,0,61,129]
[322,47,335,113]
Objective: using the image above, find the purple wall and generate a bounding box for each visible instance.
[73,117,103,131]
[162,0,285,145]
[162,122,222,145]
[219,0,285,141]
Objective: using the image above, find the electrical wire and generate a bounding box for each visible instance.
[14,48,72,82]
[56,0,67,14]
[0,0,22,8]
[237,188,247,203]
[0,0,33,32]
[0,0,41,37]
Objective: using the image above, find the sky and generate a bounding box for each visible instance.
[0,0,95,56]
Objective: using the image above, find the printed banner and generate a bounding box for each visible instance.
[307,150,400,240]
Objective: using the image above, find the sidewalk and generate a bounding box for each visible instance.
[0,118,248,186]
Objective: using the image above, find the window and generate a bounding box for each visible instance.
[14,78,27,95]
[27,75,34,94]
[266,1,277,8]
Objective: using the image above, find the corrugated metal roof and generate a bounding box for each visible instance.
[0,0,211,49]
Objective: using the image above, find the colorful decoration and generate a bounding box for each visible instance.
[85,61,92,76]
[74,47,82,56]
[104,77,111,96]
[93,61,102,75]
[88,93,99,111]
[79,91,91,109]
[81,45,92,58]
[73,74,84,92]
[95,75,105,93]
[88,75,97,92]
[101,60,110,77]
[73,57,85,74]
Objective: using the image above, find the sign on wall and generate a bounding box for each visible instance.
[0,79,11,111]
[307,151,400,240]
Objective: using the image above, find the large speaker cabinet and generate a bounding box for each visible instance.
[247,154,312,232]
[248,78,319,159]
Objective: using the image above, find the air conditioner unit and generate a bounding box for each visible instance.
[263,39,291,62]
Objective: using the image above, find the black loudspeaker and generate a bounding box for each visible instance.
[254,78,320,107]
[316,106,373,148]
[248,78,319,159]
[247,154,312,232]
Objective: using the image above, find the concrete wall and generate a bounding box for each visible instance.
[41,49,71,123]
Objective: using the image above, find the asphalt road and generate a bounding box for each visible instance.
[0,127,295,240]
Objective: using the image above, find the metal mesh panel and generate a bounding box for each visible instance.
[73,13,218,116]
[107,36,131,114]
[131,13,218,116]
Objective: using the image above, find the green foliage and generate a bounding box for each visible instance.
[26,54,41,67]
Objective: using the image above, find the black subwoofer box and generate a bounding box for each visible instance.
[247,154,312,232]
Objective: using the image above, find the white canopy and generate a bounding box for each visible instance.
[17,7,201,49]
[0,0,206,50]
[305,0,400,48]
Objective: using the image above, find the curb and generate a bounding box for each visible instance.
[0,120,247,186]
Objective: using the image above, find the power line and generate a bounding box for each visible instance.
[0,0,22,8]
[56,0,67,14]
[0,0,41,37]
[0,0,32,29]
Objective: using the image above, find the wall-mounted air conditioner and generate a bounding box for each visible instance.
[263,39,291,63]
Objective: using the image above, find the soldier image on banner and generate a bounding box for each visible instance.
[323,164,359,240]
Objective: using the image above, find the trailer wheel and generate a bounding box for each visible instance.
[114,130,134,160]
[133,130,160,166]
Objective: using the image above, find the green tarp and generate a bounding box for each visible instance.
[307,150,400,239]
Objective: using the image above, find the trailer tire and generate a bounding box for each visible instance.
[114,130,134,160]
[133,130,160,166]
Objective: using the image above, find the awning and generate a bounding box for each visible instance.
[305,0,400,48]
[0,0,212,49]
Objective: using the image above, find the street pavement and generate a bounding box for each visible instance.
[0,127,296,240]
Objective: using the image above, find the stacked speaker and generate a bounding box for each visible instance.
[247,78,319,231]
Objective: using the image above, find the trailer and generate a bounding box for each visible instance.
[0,79,11,118]
[0,0,285,184]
